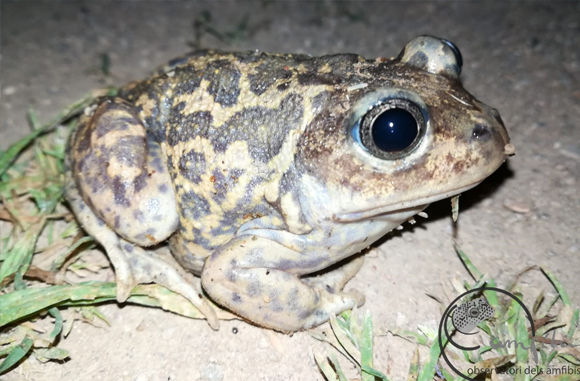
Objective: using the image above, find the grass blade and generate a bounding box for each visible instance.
[51,236,95,271]
[407,348,419,381]
[33,347,70,363]
[48,307,63,340]
[0,282,117,327]
[533,289,545,316]
[515,305,530,381]
[80,306,110,326]
[390,330,429,346]
[328,352,349,381]
[454,245,500,309]
[0,336,33,375]
[329,314,362,366]
[541,267,574,335]
[315,352,338,381]
[455,244,482,279]
[360,310,374,381]
[309,328,354,364]
[361,365,390,381]
[541,267,571,306]
[0,217,46,285]
[0,89,115,178]
[0,128,51,178]
[568,309,579,340]
[557,353,580,366]
[417,332,447,381]
[0,282,233,329]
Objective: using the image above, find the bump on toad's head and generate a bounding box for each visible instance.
[296,36,511,221]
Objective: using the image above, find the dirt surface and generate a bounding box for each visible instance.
[1,2,579,380]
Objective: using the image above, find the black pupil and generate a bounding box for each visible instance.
[371,108,418,152]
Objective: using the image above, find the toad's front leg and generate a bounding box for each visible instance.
[201,235,364,332]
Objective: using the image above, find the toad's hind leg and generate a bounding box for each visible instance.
[68,99,178,247]
[65,99,219,329]
[202,236,364,332]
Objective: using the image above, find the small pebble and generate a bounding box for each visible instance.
[347,83,368,92]
[199,362,224,381]
[395,312,408,327]
[366,248,379,258]
[162,327,175,340]
[3,86,16,95]
[258,336,270,349]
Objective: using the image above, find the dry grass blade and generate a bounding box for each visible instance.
[329,352,349,381]
[406,348,420,381]
[329,314,362,366]
[315,352,339,381]
[310,327,354,362]
[472,355,515,370]
[451,195,460,222]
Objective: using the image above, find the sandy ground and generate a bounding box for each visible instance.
[1,2,579,381]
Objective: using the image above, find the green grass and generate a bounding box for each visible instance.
[312,248,580,381]
[0,92,231,375]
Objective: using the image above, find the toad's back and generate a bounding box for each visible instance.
[114,50,366,255]
[118,50,365,148]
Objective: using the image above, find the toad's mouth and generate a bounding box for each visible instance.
[333,181,483,223]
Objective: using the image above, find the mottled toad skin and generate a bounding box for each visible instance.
[65,36,511,331]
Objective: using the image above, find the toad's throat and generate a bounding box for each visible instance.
[334,181,483,222]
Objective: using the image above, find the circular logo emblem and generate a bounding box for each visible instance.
[438,287,538,380]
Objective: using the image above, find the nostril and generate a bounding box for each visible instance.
[472,124,491,142]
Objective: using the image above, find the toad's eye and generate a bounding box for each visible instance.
[360,99,425,159]
[441,38,463,73]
